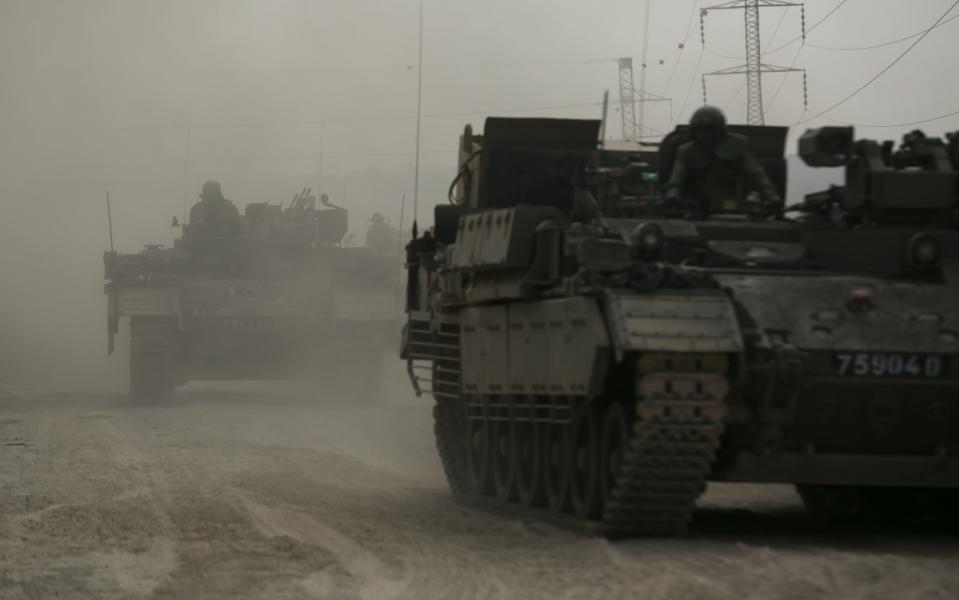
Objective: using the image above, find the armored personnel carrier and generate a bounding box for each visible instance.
[334,222,403,356]
[329,234,404,397]
[105,188,356,401]
[402,117,959,534]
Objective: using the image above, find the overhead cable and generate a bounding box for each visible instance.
[796,0,959,125]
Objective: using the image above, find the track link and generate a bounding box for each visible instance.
[433,402,471,496]
[430,352,729,536]
[603,359,728,534]
[129,316,179,402]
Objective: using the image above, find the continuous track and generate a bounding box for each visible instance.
[432,352,729,535]
[129,316,178,402]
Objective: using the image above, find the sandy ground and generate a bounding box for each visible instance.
[1,379,958,600]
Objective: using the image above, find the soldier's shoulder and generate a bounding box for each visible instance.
[717,132,751,159]
[676,140,698,159]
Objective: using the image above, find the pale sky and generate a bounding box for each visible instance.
[2,0,956,191]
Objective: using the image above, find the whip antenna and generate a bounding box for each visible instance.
[106,189,115,253]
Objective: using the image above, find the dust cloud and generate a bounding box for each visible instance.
[0,2,444,393]
[0,0,953,393]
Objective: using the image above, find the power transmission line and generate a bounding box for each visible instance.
[805,12,959,51]
[184,100,607,131]
[720,6,791,114]
[661,0,702,96]
[701,0,807,125]
[764,0,851,54]
[709,5,793,60]
[804,106,959,129]
[678,48,706,118]
[797,0,959,125]
[765,42,804,111]
[765,5,792,50]
[682,0,703,41]
[704,0,851,119]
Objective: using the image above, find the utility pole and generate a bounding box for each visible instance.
[701,0,806,125]
[618,58,639,141]
[617,57,672,141]
[638,0,651,137]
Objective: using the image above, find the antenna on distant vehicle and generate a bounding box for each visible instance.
[106,189,115,253]
[397,194,406,257]
[599,89,609,147]
[105,189,118,356]
[319,193,345,210]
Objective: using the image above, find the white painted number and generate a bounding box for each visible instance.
[837,353,852,375]
[854,354,870,376]
[871,354,887,376]
[887,354,903,375]
[906,355,921,376]
[836,353,944,378]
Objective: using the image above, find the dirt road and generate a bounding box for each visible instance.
[1,385,957,599]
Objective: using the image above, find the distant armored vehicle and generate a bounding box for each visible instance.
[331,221,404,392]
[105,187,361,401]
[402,117,959,534]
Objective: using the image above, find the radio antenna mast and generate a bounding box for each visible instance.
[412,3,424,238]
[106,189,115,253]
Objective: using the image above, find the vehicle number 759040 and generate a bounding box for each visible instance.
[834,352,945,378]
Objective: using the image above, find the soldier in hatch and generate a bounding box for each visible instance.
[365,212,397,255]
[188,180,242,271]
[190,180,241,238]
[664,106,783,217]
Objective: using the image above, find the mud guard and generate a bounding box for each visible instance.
[603,291,744,354]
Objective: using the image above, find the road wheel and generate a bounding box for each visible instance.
[491,402,517,502]
[515,399,544,508]
[569,403,601,519]
[600,401,629,510]
[465,402,492,496]
[544,419,572,513]
[129,316,179,402]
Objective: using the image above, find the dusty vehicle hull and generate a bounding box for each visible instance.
[332,246,402,352]
[105,193,387,401]
[403,118,959,534]
[111,270,340,396]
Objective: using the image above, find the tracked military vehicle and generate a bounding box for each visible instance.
[329,237,404,395]
[105,189,354,401]
[402,117,959,534]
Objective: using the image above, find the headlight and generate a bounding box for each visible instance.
[632,223,665,255]
[907,232,939,267]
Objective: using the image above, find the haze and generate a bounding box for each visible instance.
[0,0,956,388]
[2,2,959,599]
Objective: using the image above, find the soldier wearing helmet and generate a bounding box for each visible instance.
[365,212,397,255]
[664,106,783,217]
[187,181,242,271]
[189,180,241,240]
